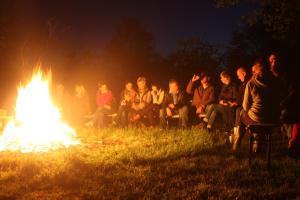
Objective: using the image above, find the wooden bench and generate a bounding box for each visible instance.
[247,123,277,169]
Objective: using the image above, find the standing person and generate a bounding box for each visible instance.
[86,83,114,128]
[204,71,238,136]
[234,59,281,152]
[151,83,165,126]
[117,82,137,127]
[72,84,91,126]
[232,67,249,150]
[186,72,215,119]
[130,77,153,127]
[161,79,189,129]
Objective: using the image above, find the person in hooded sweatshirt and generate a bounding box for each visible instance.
[232,58,281,152]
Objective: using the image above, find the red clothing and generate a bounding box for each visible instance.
[96,91,113,107]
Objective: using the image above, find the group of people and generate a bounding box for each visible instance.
[58,52,299,156]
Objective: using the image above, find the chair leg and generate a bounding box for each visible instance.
[249,130,253,166]
[266,132,271,169]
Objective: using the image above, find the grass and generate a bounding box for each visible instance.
[0,128,299,199]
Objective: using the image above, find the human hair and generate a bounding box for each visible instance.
[220,71,231,80]
[169,79,178,85]
[237,67,246,74]
[137,76,146,83]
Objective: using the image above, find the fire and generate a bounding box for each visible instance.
[0,69,80,153]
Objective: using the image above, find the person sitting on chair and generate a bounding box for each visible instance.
[233,59,280,152]
[117,82,137,127]
[130,76,153,127]
[161,79,189,129]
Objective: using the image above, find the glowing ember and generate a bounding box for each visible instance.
[0,69,80,153]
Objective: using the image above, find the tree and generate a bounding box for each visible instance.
[167,38,223,84]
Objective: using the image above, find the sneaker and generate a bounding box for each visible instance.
[203,117,208,123]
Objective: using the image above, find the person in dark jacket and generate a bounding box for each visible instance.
[130,76,153,126]
[204,71,238,134]
[234,59,281,152]
[186,72,215,118]
[161,79,189,128]
[232,67,249,150]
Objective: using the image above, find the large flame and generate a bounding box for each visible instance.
[0,69,80,153]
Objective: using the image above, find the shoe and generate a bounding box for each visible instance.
[203,118,208,123]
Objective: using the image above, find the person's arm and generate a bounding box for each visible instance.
[186,80,194,95]
[242,82,252,111]
[157,90,165,105]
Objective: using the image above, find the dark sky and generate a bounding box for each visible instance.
[19,0,256,55]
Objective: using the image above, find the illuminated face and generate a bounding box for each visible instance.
[269,54,276,66]
[75,85,85,97]
[137,80,146,90]
[236,70,246,82]
[252,64,262,76]
[220,75,229,85]
[125,83,133,91]
[151,85,158,92]
[99,84,108,93]
[169,82,179,94]
[200,76,208,85]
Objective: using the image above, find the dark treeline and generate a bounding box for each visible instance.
[0,0,299,112]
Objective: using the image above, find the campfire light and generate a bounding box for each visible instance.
[0,69,80,153]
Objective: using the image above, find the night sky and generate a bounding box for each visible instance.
[17,0,256,55]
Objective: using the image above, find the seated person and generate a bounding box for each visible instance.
[204,71,238,134]
[86,83,114,128]
[186,72,215,118]
[232,67,249,148]
[161,79,189,129]
[234,59,281,152]
[117,82,137,127]
[130,77,153,126]
[151,83,165,124]
[71,84,91,126]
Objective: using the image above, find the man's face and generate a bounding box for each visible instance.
[137,81,146,90]
[237,70,246,82]
[201,76,208,85]
[220,75,229,85]
[252,64,261,76]
[169,82,179,94]
[269,54,276,66]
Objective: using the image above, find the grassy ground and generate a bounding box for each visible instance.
[0,128,299,200]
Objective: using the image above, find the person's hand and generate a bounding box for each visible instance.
[104,105,111,110]
[131,104,138,110]
[192,74,200,82]
[168,104,175,109]
[196,106,203,114]
[121,100,126,106]
[229,101,238,107]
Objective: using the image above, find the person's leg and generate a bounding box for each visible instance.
[232,109,248,151]
[159,108,166,128]
[203,104,215,122]
[207,109,217,129]
[179,106,189,128]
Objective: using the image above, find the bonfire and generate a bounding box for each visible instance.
[0,69,80,153]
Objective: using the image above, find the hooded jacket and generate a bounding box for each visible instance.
[243,72,280,123]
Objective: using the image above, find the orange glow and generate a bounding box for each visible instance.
[0,69,80,153]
